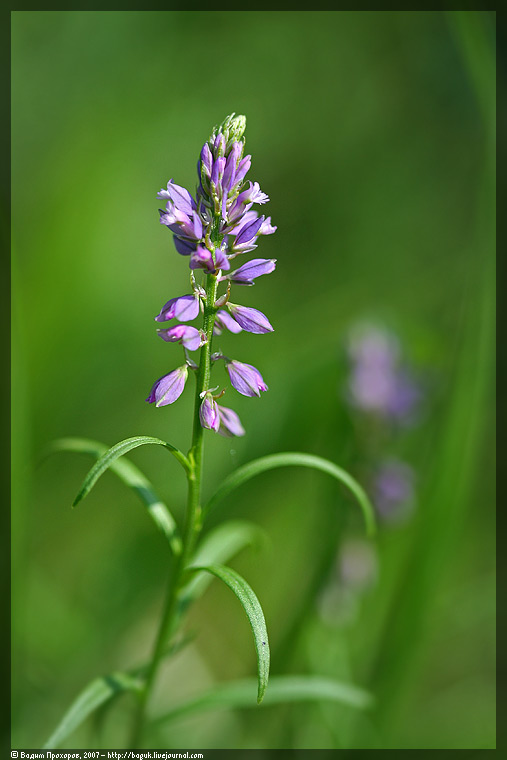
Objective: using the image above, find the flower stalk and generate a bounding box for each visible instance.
[133,113,277,745]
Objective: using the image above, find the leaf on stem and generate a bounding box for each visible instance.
[204,452,376,536]
[189,564,270,704]
[43,672,143,749]
[44,438,182,554]
[181,520,267,609]
[151,674,373,726]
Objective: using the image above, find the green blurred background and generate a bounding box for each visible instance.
[11,10,495,750]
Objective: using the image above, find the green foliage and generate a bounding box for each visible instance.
[189,565,270,704]
[204,451,376,536]
[43,672,143,749]
[72,436,190,510]
[44,437,182,553]
[181,520,266,607]
[12,9,495,751]
[152,675,373,725]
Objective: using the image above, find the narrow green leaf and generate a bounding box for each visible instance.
[181,521,266,607]
[43,671,142,749]
[71,435,190,508]
[190,564,270,704]
[152,675,373,726]
[45,438,182,554]
[204,452,376,536]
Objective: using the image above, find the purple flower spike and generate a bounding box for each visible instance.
[199,394,220,432]
[228,303,274,334]
[157,324,203,351]
[214,310,243,335]
[146,365,188,407]
[227,258,276,285]
[155,294,200,323]
[217,404,246,437]
[226,360,268,397]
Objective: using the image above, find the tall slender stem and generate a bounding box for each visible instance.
[129,272,219,748]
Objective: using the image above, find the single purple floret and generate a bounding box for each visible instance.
[217,404,246,437]
[146,366,188,407]
[227,303,274,334]
[226,258,276,285]
[157,324,203,351]
[226,360,268,397]
[155,294,200,323]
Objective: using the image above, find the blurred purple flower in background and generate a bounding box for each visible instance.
[346,323,422,424]
[317,539,378,626]
[372,458,416,524]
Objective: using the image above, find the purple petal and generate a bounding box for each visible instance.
[146,366,188,407]
[217,404,246,437]
[259,216,277,236]
[200,143,213,177]
[191,211,203,240]
[226,360,268,397]
[157,180,196,216]
[228,304,274,334]
[223,142,242,192]
[228,258,276,284]
[211,156,226,188]
[234,216,264,247]
[226,210,259,236]
[155,294,200,323]
[173,236,196,256]
[233,155,251,187]
[214,247,231,271]
[214,310,243,335]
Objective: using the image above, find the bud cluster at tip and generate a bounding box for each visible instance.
[147,113,277,436]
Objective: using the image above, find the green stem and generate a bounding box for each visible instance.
[129,272,219,748]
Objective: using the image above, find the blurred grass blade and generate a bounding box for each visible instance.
[45,438,182,554]
[190,564,270,704]
[43,671,142,749]
[72,435,190,508]
[181,520,267,608]
[152,675,373,725]
[204,452,375,536]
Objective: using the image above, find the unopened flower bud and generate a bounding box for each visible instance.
[199,394,220,432]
